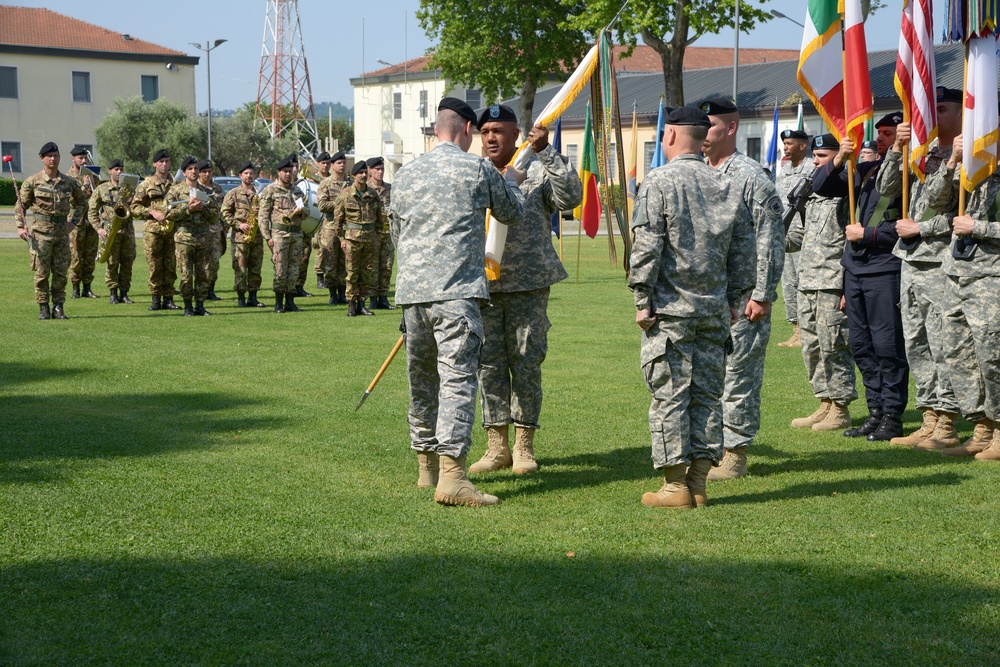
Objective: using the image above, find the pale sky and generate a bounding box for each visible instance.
[13,0,907,112]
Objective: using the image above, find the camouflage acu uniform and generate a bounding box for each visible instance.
[167,182,220,301]
[258,180,307,293]
[628,154,756,469]
[876,144,960,414]
[222,185,263,291]
[714,152,785,450]
[131,175,177,298]
[372,182,395,298]
[204,181,226,286]
[317,176,351,288]
[89,180,136,293]
[786,192,857,404]
[776,156,813,323]
[17,171,87,304]
[389,141,525,458]
[335,183,387,300]
[67,165,101,287]
[479,145,581,430]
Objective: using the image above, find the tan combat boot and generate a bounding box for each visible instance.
[434,455,500,507]
[941,420,994,457]
[707,446,748,481]
[469,425,512,473]
[890,409,937,447]
[417,451,439,488]
[685,458,713,508]
[791,400,831,429]
[641,464,693,509]
[812,402,852,431]
[777,323,801,348]
[511,426,538,475]
[974,428,1000,461]
[914,412,960,451]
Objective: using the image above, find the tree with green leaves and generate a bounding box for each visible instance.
[206,108,298,176]
[93,96,204,175]
[417,0,591,136]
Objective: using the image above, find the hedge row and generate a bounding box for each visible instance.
[0,178,16,206]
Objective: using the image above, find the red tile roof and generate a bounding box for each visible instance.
[0,6,188,57]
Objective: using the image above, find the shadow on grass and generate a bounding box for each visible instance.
[748,442,968,478]
[1,553,996,665]
[0,362,91,388]
[488,446,651,500]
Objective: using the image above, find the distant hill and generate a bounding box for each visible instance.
[213,101,352,121]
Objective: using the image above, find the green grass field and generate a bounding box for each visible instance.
[2,236,998,666]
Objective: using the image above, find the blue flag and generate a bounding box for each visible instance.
[765,100,779,179]
[550,117,562,237]
[649,99,666,170]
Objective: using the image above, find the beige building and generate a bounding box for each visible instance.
[0,7,197,175]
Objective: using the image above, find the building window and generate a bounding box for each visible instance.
[465,89,481,108]
[72,71,91,103]
[0,66,17,99]
[746,137,761,163]
[393,92,402,120]
[644,141,658,169]
[1,142,21,172]
[141,75,159,103]
[419,90,428,118]
[565,144,578,171]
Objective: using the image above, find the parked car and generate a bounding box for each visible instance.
[213,176,241,193]
[254,177,273,193]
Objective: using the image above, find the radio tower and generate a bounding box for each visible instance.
[254,0,320,155]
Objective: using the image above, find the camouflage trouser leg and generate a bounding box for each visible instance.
[297,232,313,288]
[403,299,483,458]
[320,226,344,286]
[782,251,799,323]
[941,276,987,420]
[32,231,71,304]
[722,311,772,449]
[798,289,857,404]
[377,232,394,297]
[344,236,379,300]
[271,231,303,293]
[103,224,137,292]
[642,313,728,469]
[312,230,326,278]
[69,223,99,285]
[233,238,264,292]
[479,288,551,429]
[334,242,347,287]
[144,231,176,297]
[206,226,223,284]
[175,232,213,300]
[948,275,1000,420]
[901,262,959,413]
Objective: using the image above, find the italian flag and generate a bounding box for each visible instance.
[575,101,601,239]
[843,0,873,147]
[797,0,846,140]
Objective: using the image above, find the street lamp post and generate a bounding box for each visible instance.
[770,10,805,29]
[190,39,228,162]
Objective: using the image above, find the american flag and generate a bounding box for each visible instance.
[895,0,937,181]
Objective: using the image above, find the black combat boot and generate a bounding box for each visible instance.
[83,283,99,298]
[163,296,180,310]
[207,280,222,301]
[109,288,119,305]
[149,295,162,311]
[844,408,884,438]
[285,292,302,312]
[295,285,312,297]
[316,275,326,289]
[194,300,209,316]
[357,298,374,316]
[183,298,195,316]
[248,291,264,308]
[38,303,51,320]
[328,287,338,305]
[347,299,357,317]
[71,282,81,299]
[237,291,247,307]
[274,291,285,313]
[867,413,904,441]
[52,303,67,319]
[370,296,379,311]
[119,291,134,304]
[336,285,348,304]
[378,296,396,310]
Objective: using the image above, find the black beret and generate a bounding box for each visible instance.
[315,151,331,162]
[152,149,170,162]
[276,155,295,170]
[366,156,384,168]
[180,156,198,171]
[287,153,299,163]
[696,98,738,115]
[875,111,904,128]
[330,151,346,163]
[70,145,88,156]
[438,96,477,124]
[811,133,840,151]
[38,141,59,156]
[197,159,212,170]
[237,161,256,174]
[351,161,368,175]
[477,103,517,129]
[108,159,124,170]
[860,139,879,150]
[781,129,809,141]
[937,86,962,104]
[664,106,711,127]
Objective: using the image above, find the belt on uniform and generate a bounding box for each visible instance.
[345,222,376,231]
[34,213,68,223]
[272,223,300,233]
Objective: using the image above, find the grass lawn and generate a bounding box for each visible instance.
[2,236,998,665]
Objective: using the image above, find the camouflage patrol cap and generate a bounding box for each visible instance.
[38,142,59,156]
[331,151,346,163]
[695,98,738,116]
[438,96,477,124]
[351,161,368,176]
[108,159,124,169]
[70,145,88,156]
[152,149,170,162]
[811,134,839,151]
[180,156,198,171]
[316,151,332,162]
[875,111,904,128]
[237,161,256,174]
[197,159,212,171]
[366,156,384,168]
[937,87,962,104]
[476,104,517,129]
[664,106,711,127]
[780,129,809,141]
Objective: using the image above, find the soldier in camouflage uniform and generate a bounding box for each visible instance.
[630,106,757,509]
[876,88,964,449]
[775,129,813,348]
[389,97,525,507]
[258,155,308,313]
[317,150,352,305]
[16,141,87,320]
[88,159,136,305]
[366,156,396,310]
[698,98,785,481]
[334,161,386,317]
[131,148,180,311]
[786,134,857,431]
[464,104,582,477]
[167,156,220,316]
[198,160,226,302]
[67,145,101,299]
[222,161,266,308]
[312,152,333,290]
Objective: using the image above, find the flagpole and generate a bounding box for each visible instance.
[959,43,969,217]
[559,215,564,261]
[576,218,582,283]
[841,18,859,227]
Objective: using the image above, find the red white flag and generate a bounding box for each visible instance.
[895,0,937,181]
[843,0,873,147]
[961,35,999,193]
